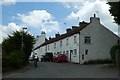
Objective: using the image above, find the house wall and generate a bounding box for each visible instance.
[79,17,118,64]
[33,33,46,49]
[38,33,80,63]
[30,32,46,60]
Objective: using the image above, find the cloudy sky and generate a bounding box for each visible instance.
[0,0,119,43]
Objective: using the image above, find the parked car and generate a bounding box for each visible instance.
[53,54,68,63]
[53,56,58,62]
[41,52,53,62]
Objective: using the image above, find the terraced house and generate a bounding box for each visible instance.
[32,14,119,64]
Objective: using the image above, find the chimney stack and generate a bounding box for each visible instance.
[72,26,79,29]
[79,21,88,27]
[49,36,51,40]
[41,31,45,35]
[90,14,100,23]
[66,28,71,33]
[55,32,60,37]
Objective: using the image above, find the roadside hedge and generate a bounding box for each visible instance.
[2,50,26,69]
[110,45,120,63]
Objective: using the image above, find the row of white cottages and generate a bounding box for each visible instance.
[32,14,119,64]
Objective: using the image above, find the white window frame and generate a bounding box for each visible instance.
[84,37,91,44]
[74,36,77,43]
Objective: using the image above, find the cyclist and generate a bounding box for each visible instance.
[33,53,39,68]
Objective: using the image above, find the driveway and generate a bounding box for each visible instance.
[3,62,118,78]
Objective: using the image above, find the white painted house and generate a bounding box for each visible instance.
[33,14,119,64]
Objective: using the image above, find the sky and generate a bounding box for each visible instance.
[0,0,119,43]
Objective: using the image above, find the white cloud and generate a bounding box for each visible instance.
[107,0,120,2]
[65,0,118,35]
[17,10,61,34]
[0,0,16,6]
[1,10,62,43]
[0,22,21,43]
[16,0,86,2]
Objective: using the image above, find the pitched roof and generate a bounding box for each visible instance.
[34,21,89,50]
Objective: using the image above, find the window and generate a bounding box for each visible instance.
[57,52,59,54]
[74,49,77,55]
[84,37,91,44]
[74,36,77,43]
[45,46,47,52]
[63,51,65,54]
[60,40,62,47]
[82,55,84,60]
[66,38,68,46]
[66,51,68,57]
[54,53,56,56]
[41,48,42,52]
[85,50,88,55]
[54,43,56,49]
[70,50,73,54]
[48,45,49,50]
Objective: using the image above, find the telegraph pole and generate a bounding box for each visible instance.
[21,27,27,51]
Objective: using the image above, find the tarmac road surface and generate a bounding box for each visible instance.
[3,61,118,78]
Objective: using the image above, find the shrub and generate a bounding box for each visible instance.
[2,56,11,68]
[9,51,25,68]
[2,50,26,69]
[110,45,120,63]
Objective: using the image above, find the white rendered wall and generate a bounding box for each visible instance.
[80,17,118,64]
[33,34,45,49]
[38,34,80,63]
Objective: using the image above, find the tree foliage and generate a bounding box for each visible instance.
[108,2,120,25]
[110,45,120,63]
[2,30,35,69]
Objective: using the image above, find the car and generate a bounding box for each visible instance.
[53,54,68,63]
[53,56,58,62]
[41,52,53,62]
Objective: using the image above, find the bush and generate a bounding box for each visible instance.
[2,56,11,68]
[2,50,26,69]
[110,45,120,63]
[83,59,112,64]
[9,50,26,68]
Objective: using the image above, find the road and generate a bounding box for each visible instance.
[3,62,118,78]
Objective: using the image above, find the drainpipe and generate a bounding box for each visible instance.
[78,32,80,64]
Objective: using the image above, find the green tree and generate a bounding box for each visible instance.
[108,2,120,25]
[2,30,35,68]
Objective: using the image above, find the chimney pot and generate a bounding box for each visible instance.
[94,14,96,17]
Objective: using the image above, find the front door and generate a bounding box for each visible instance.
[70,50,73,62]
